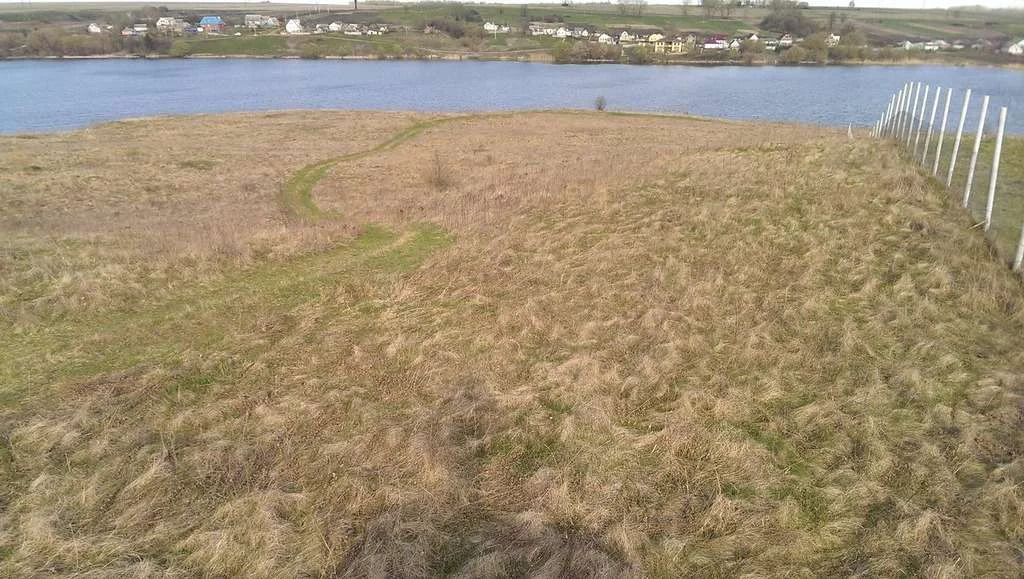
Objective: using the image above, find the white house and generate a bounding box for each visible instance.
[648,33,664,43]
[1007,39,1024,56]
[156,17,187,33]
[133,23,149,34]
[483,22,498,33]
[343,23,363,35]
[328,22,343,32]
[778,33,794,48]
[285,19,304,34]
[703,37,728,50]
[87,23,103,34]
[747,33,759,42]
[597,33,614,44]
[554,27,570,39]
[245,14,279,29]
[619,30,635,43]
[827,33,841,48]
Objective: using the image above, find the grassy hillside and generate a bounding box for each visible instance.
[2,2,1021,42]
[1,111,1023,575]
[3,3,1022,61]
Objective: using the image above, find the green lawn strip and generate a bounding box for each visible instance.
[0,224,452,405]
[929,136,1024,262]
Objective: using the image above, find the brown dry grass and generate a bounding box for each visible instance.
[1,111,1023,577]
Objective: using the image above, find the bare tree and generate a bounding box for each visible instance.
[618,0,647,16]
[703,0,723,18]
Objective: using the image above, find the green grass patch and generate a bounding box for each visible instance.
[929,135,1024,262]
[487,431,563,477]
[0,223,452,403]
[185,34,289,56]
[538,394,572,415]
[177,159,216,171]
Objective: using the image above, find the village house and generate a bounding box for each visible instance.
[198,16,226,33]
[827,33,841,48]
[619,30,635,44]
[245,14,279,29]
[1005,39,1024,56]
[778,33,794,48]
[156,17,187,34]
[329,22,344,32]
[597,33,615,44]
[901,40,939,52]
[285,19,304,34]
[87,23,103,34]
[653,36,688,55]
[314,23,330,34]
[703,36,728,50]
[342,23,363,35]
[483,22,510,34]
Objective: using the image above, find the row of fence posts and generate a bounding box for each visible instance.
[869,82,1017,270]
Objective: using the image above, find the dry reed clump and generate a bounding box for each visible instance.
[1,112,1022,576]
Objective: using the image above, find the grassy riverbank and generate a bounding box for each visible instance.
[2,111,1024,575]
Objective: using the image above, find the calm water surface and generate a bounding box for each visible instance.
[1,59,1021,133]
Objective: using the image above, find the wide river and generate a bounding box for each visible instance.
[1,59,1022,134]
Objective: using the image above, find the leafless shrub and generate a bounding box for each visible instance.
[425,151,455,191]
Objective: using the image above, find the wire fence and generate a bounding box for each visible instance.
[870,82,1023,270]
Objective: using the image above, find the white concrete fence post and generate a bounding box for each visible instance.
[921,85,940,165]
[962,95,990,209]
[906,82,922,146]
[909,82,925,147]
[947,88,972,188]
[896,83,909,138]
[933,88,952,176]
[914,84,929,159]
[983,107,1008,232]
[886,92,898,137]
[886,94,896,136]
[905,81,913,140]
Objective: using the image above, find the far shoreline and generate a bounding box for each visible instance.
[2,53,1023,70]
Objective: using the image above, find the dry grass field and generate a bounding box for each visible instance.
[1,111,1023,576]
